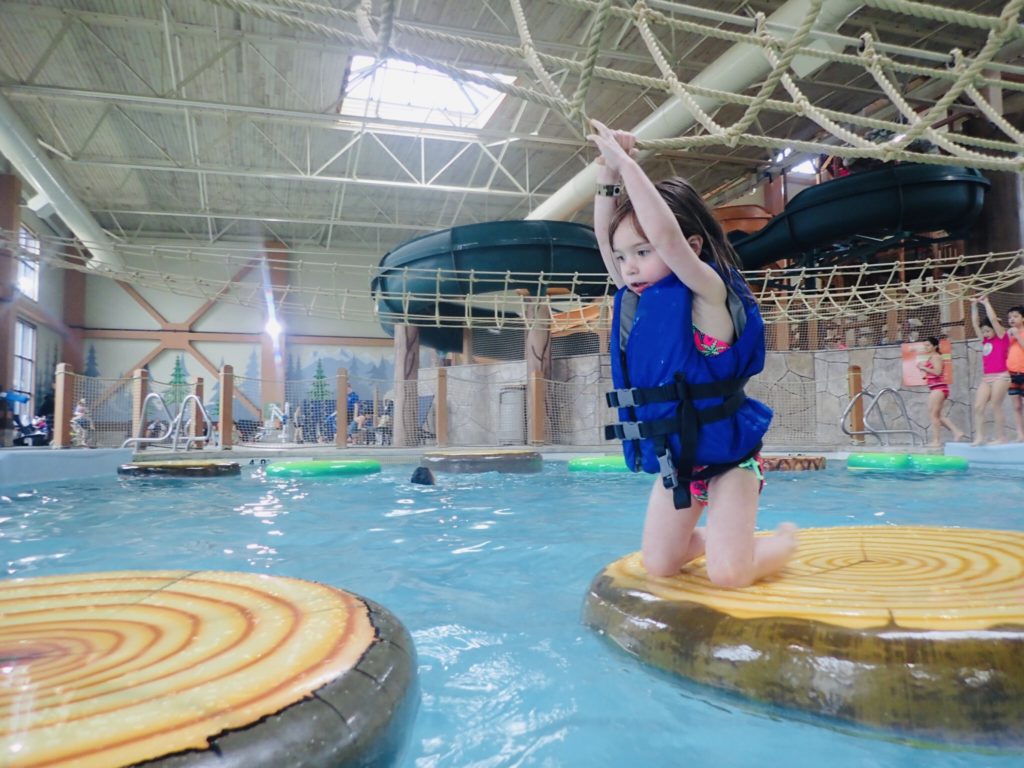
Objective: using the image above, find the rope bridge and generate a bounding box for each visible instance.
[202,0,1024,172]
[9,230,1023,332]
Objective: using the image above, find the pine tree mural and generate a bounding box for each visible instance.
[83,344,100,377]
[307,358,333,441]
[206,358,223,419]
[309,358,330,400]
[165,355,190,414]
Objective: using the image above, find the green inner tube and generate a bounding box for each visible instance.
[265,459,382,477]
[847,453,968,472]
[567,455,628,472]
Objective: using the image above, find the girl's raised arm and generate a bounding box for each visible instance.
[981,296,1006,337]
[588,120,723,303]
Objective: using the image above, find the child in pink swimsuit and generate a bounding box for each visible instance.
[970,296,1010,445]
[916,336,967,447]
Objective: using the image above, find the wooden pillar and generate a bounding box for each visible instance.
[944,297,967,342]
[523,293,552,446]
[62,250,87,372]
[393,324,420,447]
[260,241,289,409]
[190,377,204,445]
[52,362,75,448]
[0,175,20,435]
[462,327,474,365]
[886,310,901,346]
[807,317,821,351]
[436,367,449,447]
[335,369,348,449]
[131,367,150,449]
[847,364,865,443]
[528,369,545,445]
[219,364,234,450]
[775,318,791,352]
[763,173,785,215]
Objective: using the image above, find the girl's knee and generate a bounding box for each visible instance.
[705,559,754,588]
[641,548,683,578]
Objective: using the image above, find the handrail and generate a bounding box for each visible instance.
[121,392,213,451]
[841,387,923,446]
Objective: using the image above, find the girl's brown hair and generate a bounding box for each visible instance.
[608,177,747,289]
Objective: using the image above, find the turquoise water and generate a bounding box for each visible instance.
[2,462,1023,767]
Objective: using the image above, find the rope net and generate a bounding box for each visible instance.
[9,228,1023,336]
[202,0,1024,172]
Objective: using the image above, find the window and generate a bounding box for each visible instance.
[13,319,36,423]
[17,226,40,301]
[340,55,514,129]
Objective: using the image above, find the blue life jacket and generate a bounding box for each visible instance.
[605,269,772,508]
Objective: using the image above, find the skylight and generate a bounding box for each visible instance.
[340,55,515,129]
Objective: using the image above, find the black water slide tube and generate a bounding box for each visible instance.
[372,164,989,351]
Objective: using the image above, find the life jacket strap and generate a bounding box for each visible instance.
[602,389,747,442]
[606,377,745,409]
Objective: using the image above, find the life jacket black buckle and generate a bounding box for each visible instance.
[657,451,678,489]
[617,421,642,441]
[606,388,637,408]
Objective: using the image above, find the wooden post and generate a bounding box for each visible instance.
[945,296,967,341]
[191,377,204,446]
[523,292,551,447]
[436,367,449,447]
[462,327,474,365]
[528,369,545,445]
[131,368,150,450]
[53,363,75,448]
[336,369,348,449]
[393,325,420,447]
[261,241,289,409]
[847,364,865,443]
[0,175,20,437]
[886,309,901,346]
[219,365,234,450]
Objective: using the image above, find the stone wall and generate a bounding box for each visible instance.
[436,338,1003,449]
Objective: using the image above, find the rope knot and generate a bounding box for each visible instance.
[858,32,875,57]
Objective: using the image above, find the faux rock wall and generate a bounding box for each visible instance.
[438,339,1005,449]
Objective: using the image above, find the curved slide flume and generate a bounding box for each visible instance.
[732,163,990,270]
[371,220,609,352]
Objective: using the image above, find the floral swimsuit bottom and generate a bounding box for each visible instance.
[689,327,765,505]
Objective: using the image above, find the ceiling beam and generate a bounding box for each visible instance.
[1,84,585,149]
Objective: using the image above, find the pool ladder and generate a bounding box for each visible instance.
[122,392,214,451]
[841,387,923,446]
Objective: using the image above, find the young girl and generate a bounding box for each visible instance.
[916,336,967,447]
[589,120,796,588]
[969,296,1010,445]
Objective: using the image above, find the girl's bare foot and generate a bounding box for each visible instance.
[953,433,967,442]
[776,522,799,559]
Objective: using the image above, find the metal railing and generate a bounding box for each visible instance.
[841,387,922,446]
[122,393,214,451]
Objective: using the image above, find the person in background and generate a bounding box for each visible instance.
[969,296,1010,445]
[589,119,796,589]
[1005,305,1024,442]
[345,384,367,443]
[916,336,967,447]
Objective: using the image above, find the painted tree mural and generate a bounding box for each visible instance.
[83,344,100,377]
[164,355,190,414]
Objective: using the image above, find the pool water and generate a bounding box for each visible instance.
[2,462,1022,767]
